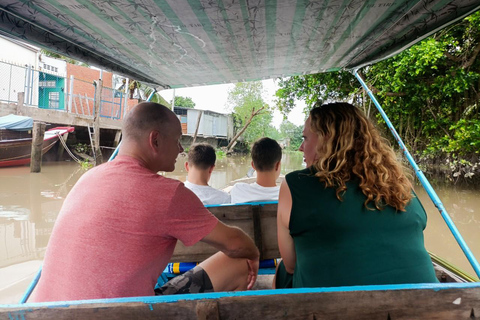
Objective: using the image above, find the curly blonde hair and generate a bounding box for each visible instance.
[309,102,412,211]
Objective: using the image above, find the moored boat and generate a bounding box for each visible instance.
[0,115,74,168]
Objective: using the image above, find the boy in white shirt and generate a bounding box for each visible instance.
[230,137,282,203]
[184,143,231,205]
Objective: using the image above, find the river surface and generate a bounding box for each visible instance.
[0,153,479,303]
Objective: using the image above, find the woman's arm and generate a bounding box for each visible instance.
[277,179,296,274]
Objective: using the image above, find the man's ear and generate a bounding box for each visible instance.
[185,162,190,172]
[275,160,281,171]
[251,160,256,171]
[149,130,160,150]
[208,165,215,174]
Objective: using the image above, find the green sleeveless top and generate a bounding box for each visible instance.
[285,168,438,288]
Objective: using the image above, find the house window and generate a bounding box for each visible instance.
[49,92,60,108]
[42,64,59,73]
[39,81,56,87]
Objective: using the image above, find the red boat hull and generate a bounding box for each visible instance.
[0,127,75,168]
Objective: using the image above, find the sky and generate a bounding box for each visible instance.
[159,79,306,128]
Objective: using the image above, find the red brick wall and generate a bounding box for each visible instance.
[66,63,137,118]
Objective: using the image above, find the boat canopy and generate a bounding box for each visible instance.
[0,114,33,131]
[1,1,479,88]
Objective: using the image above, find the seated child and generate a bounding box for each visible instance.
[230,137,282,203]
[184,143,231,205]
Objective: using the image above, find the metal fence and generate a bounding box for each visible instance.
[0,62,39,106]
[0,60,124,120]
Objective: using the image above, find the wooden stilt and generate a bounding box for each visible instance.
[30,121,46,173]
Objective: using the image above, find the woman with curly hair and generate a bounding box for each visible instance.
[275,102,438,288]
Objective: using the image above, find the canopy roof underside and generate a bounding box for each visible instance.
[1,0,479,88]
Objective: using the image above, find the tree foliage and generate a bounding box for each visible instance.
[41,49,89,67]
[128,81,170,106]
[173,96,196,108]
[227,81,271,152]
[275,12,480,163]
[279,120,303,151]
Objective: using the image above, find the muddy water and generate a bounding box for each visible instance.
[0,154,479,303]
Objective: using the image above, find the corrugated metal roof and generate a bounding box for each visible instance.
[0,0,479,88]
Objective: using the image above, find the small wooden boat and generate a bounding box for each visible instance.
[2,202,478,319]
[0,115,74,168]
[0,0,479,318]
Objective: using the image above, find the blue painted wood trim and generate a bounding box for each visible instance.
[353,69,480,279]
[4,282,480,309]
[205,201,278,208]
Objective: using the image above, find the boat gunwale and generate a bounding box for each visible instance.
[3,282,480,308]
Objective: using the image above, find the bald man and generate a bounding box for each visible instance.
[31,102,259,302]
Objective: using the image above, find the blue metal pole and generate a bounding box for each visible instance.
[108,88,157,162]
[353,69,480,279]
[19,266,42,303]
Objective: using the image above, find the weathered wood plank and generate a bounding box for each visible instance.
[171,204,279,262]
[252,206,263,260]
[196,300,220,320]
[2,287,479,319]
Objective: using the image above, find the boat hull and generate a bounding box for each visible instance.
[0,127,74,168]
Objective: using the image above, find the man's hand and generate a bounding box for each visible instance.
[246,258,259,290]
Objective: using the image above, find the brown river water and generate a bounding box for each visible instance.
[0,153,479,303]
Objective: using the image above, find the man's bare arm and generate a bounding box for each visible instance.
[201,221,260,289]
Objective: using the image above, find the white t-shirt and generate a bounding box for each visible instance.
[229,182,280,204]
[184,180,231,205]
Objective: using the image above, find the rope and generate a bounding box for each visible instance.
[55,132,82,164]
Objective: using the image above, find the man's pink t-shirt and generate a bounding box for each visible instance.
[30,156,218,302]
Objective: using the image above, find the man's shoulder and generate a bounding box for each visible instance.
[209,186,229,196]
[230,182,252,192]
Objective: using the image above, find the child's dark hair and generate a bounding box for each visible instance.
[188,143,216,170]
[251,137,282,171]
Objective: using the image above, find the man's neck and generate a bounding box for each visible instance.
[255,171,278,187]
[187,169,210,186]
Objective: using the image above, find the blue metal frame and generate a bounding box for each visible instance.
[353,69,480,279]
[19,266,42,303]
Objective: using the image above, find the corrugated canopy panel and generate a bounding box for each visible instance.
[0,0,479,88]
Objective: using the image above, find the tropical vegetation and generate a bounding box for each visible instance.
[275,12,480,183]
[173,96,196,108]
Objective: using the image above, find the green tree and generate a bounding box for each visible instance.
[173,96,196,108]
[227,81,269,153]
[41,49,89,67]
[275,11,480,164]
[242,112,280,144]
[129,80,170,106]
[279,120,303,151]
